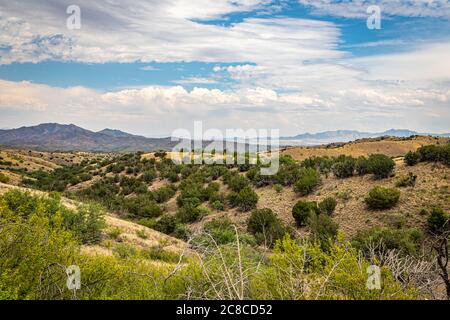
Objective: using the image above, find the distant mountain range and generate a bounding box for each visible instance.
[0,123,179,152]
[0,124,449,152]
[281,129,450,146]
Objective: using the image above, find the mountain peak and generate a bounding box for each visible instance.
[98,128,135,138]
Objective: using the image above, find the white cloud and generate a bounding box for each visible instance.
[298,0,450,18]
[0,1,449,134]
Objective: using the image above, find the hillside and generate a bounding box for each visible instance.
[0,123,179,152]
[1,136,449,300]
[281,136,450,161]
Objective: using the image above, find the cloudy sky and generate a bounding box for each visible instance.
[0,0,449,136]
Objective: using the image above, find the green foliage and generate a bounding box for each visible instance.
[247,209,288,247]
[365,186,400,210]
[273,184,283,193]
[211,200,225,211]
[308,214,338,251]
[227,174,250,192]
[251,236,418,300]
[427,207,449,234]
[367,154,395,179]
[404,151,419,166]
[154,214,178,234]
[237,186,259,212]
[124,194,163,218]
[395,172,417,187]
[293,168,321,196]
[107,227,123,240]
[152,185,176,203]
[318,197,337,215]
[292,200,318,227]
[0,172,9,183]
[331,156,356,178]
[355,156,370,175]
[352,227,423,256]
[176,204,208,223]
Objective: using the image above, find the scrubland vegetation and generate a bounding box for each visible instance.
[0,140,449,300]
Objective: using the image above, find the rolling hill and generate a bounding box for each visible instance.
[0,123,179,152]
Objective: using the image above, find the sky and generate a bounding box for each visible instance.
[0,0,449,137]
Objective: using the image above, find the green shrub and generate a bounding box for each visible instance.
[153,185,176,203]
[154,214,178,234]
[124,195,163,218]
[292,200,318,227]
[308,214,338,251]
[354,156,369,176]
[404,151,419,166]
[107,227,122,240]
[227,175,250,192]
[367,154,395,179]
[176,204,208,223]
[273,184,283,193]
[365,186,400,210]
[0,172,9,183]
[318,197,337,215]
[202,218,237,245]
[173,223,190,240]
[247,208,288,247]
[427,207,449,234]
[352,227,423,256]
[230,186,258,212]
[211,200,225,211]
[332,156,355,178]
[395,172,417,187]
[294,168,321,196]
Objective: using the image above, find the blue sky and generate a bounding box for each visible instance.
[0,0,449,136]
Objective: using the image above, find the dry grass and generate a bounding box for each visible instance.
[282,136,450,161]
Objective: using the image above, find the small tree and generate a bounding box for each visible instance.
[292,200,318,227]
[404,151,419,166]
[368,154,395,179]
[318,197,337,215]
[365,186,400,210]
[294,168,321,196]
[247,208,288,247]
[233,186,258,212]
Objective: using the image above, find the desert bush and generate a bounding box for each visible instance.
[251,236,418,300]
[153,185,176,203]
[124,195,163,218]
[367,154,395,179]
[308,213,338,251]
[229,186,258,212]
[247,208,288,247]
[154,214,178,234]
[318,197,337,215]
[352,227,423,257]
[404,151,419,166]
[211,200,225,211]
[0,172,9,183]
[395,172,417,187]
[176,204,208,223]
[274,163,301,186]
[355,156,370,175]
[227,174,250,192]
[294,168,321,196]
[332,156,356,178]
[292,200,318,227]
[274,184,283,193]
[427,207,450,234]
[365,186,400,210]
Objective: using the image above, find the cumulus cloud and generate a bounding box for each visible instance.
[0,1,449,134]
